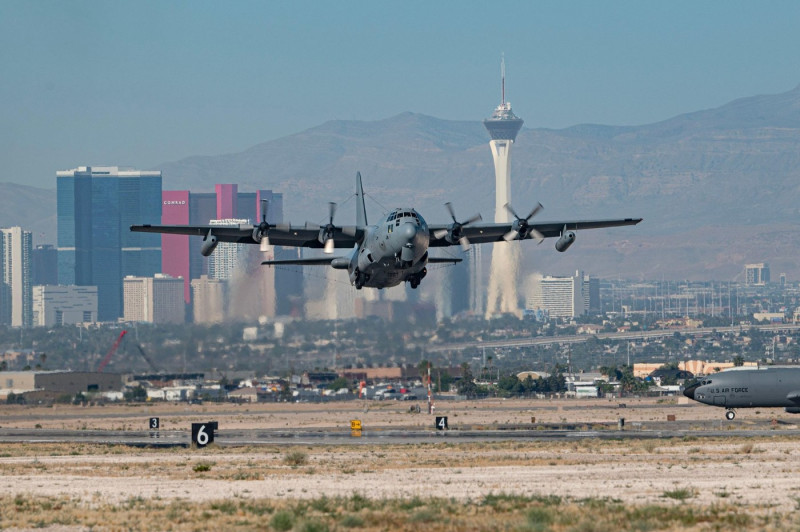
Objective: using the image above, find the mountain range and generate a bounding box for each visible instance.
[7,84,800,281]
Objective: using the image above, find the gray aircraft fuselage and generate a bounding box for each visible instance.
[683,367,800,418]
[336,208,431,289]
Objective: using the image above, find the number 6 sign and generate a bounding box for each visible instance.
[192,422,214,447]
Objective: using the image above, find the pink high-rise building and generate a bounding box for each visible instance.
[161,191,191,302]
[215,184,237,219]
[160,186,284,307]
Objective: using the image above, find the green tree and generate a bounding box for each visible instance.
[6,392,25,404]
[522,375,535,394]
[418,359,432,382]
[618,365,649,394]
[547,369,567,393]
[123,385,147,402]
[598,381,616,396]
[435,370,453,392]
[599,366,622,381]
[278,379,293,402]
[497,374,524,397]
[457,362,478,397]
[329,376,350,392]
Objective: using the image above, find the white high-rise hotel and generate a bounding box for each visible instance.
[484,58,524,317]
[208,219,251,280]
[1,227,33,328]
[526,271,588,319]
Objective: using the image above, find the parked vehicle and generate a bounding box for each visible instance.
[376,389,400,400]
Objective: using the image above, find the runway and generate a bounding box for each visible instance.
[2,420,798,447]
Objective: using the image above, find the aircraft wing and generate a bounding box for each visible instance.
[130,223,362,249]
[260,256,462,266]
[786,391,800,404]
[261,257,337,266]
[428,218,643,247]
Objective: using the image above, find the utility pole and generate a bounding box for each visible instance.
[427,361,433,414]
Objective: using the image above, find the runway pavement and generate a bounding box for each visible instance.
[2,420,798,447]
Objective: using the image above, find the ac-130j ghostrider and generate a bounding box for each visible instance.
[130,172,642,290]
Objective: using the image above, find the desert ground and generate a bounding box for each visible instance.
[1,397,800,530]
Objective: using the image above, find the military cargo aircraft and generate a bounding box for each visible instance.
[683,366,800,420]
[130,172,642,290]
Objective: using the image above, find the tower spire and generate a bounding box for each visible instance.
[501,53,505,105]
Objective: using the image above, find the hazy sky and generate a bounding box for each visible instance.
[2,1,800,189]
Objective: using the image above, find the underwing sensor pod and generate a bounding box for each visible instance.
[555,228,576,252]
[200,231,218,257]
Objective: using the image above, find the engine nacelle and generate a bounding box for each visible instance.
[555,230,576,252]
[357,248,376,270]
[785,407,800,414]
[444,226,461,246]
[200,234,219,256]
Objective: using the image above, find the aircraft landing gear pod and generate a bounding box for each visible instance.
[725,409,736,421]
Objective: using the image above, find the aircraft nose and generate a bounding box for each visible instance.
[683,382,699,400]
[400,222,417,242]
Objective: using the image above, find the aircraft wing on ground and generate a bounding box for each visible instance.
[427,257,462,263]
[786,391,800,404]
[130,223,363,249]
[428,217,643,247]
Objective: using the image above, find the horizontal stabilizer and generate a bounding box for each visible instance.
[262,256,350,270]
[428,257,462,264]
[262,257,335,266]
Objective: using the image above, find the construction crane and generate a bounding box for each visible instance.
[135,344,159,373]
[97,330,127,372]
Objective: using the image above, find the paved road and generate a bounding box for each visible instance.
[425,323,800,352]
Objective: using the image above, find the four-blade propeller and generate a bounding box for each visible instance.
[433,202,482,251]
[503,202,544,243]
[252,199,272,251]
[305,202,339,253]
[315,202,338,253]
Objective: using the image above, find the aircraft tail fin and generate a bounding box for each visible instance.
[356,171,368,228]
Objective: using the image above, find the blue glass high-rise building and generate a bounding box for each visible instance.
[57,166,162,321]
